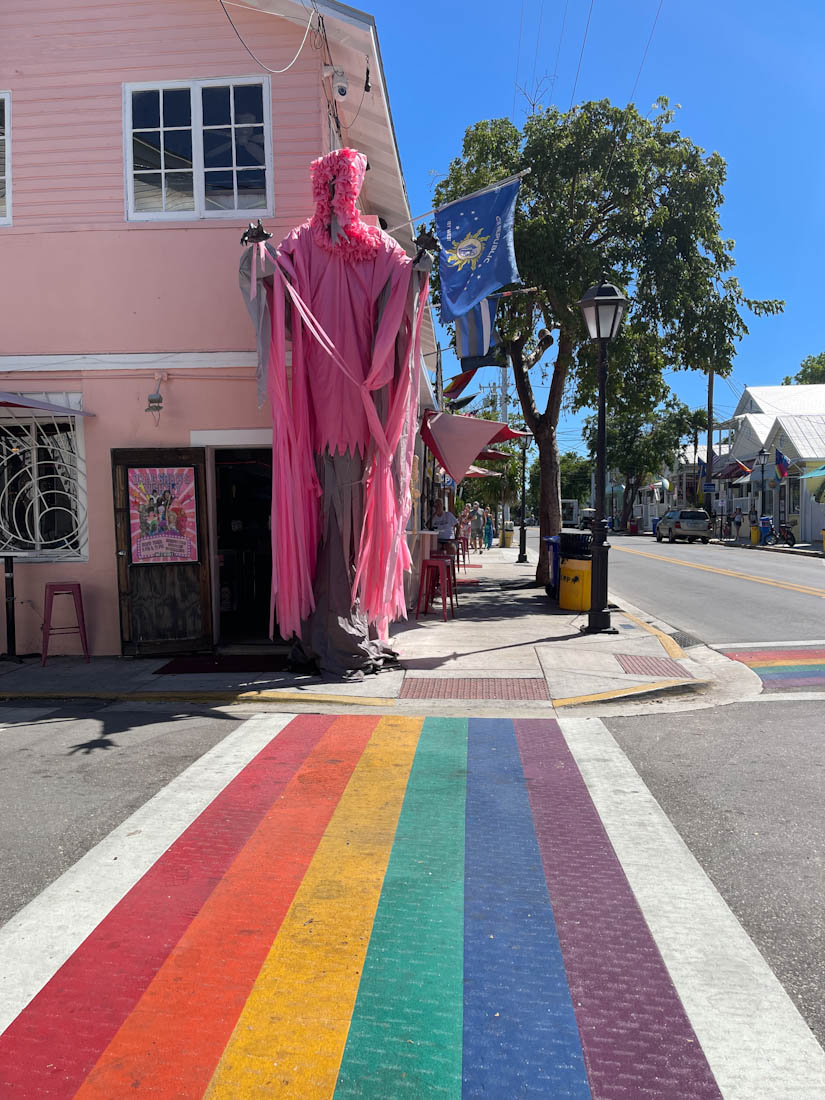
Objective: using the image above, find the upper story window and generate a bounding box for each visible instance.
[0,92,10,225]
[124,78,273,221]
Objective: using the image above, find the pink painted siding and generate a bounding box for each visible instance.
[3,368,272,656]
[0,0,325,353]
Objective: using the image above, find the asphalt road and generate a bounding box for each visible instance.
[0,701,243,925]
[607,699,825,1047]
[527,528,825,644]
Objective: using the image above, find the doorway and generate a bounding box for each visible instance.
[215,448,272,644]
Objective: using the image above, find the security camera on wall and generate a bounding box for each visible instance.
[323,65,348,97]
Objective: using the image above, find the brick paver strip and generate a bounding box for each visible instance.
[74,716,377,1099]
[334,717,467,1097]
[0,713,338,1099]
[514,719,721,1099]
[463,718,591,1097]
[204,716,423,1097]
[400,677,549,700]
[615,653,693,678]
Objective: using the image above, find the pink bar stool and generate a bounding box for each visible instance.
[431,545,459,606]
[42,582,90,666]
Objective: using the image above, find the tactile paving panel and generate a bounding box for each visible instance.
[615,653,693,678]
[400,677,550,700]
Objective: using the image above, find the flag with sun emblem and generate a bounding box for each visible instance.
[435,176,522,322]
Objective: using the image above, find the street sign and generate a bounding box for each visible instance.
[703,482,716,492]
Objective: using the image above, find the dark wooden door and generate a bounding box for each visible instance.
[112,448,212,656]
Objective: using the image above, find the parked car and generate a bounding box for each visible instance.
[579,508,596,529]
[656,508,711,543]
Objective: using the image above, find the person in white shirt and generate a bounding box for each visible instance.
[432,499,458,545]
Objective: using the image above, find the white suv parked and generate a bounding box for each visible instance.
[656,508,711,543]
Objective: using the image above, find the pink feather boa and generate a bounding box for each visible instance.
[309,148,383,261]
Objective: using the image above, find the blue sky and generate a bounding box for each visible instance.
[366,0,825,453]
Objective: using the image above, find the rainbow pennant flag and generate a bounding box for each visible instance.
[0,715,720,1097]
[775,448,790,479]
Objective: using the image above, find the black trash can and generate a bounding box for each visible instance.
[543,535,561,600]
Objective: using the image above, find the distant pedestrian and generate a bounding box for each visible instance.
[483,508,494,549]
[733,507,743,541]
[470,501,484,553]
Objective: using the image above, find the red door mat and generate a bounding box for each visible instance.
[615,654,693,678]
[400,678,550,700]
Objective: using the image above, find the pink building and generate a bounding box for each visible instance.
[0,0,435,657]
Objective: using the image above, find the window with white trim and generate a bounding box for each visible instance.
[125,78,272,220]
[0,92,10,225]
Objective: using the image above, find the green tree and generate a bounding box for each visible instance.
[783,352,825,386]
[433,99,782,583]
[584,396,691,530]
[684,407,708,504]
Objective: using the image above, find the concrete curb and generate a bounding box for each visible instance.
[0,689,396,708]
[553,677,712,708]
[714,540,824,560]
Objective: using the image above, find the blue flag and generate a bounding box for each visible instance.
[454,297,499,359]
[436,178,521,322]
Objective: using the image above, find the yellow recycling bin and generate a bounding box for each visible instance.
[559,559,592,612]
[750,525,760,545]
[501,528,513,548]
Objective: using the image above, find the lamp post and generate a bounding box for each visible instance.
[517,428,532,563]
[578,278,628,633]
[755,446,769,519]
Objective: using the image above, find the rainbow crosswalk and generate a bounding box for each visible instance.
[0,714,725,1098]
[722,646,825,690]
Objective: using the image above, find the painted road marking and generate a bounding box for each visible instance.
[560,715,825,1100]
[3,713,824,1096]
[711,640,825,650]
[334,717,467,1097]
[204,716,423,1098]
[463,718,591,1097]
[75,716,377,1100]
[621,610,687,658]
[0,711,296,1037]
[720,646,825,692]
[614,545,825,599]
[516,718,720,1097]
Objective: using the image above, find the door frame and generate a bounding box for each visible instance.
[112,447,212,656]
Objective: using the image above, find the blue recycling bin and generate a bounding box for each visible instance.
[759,515,772,545]
[651,518,659,536]
[544,535,561,601]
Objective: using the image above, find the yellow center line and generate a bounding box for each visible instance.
[613,545,825,599]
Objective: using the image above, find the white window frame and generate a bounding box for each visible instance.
[0,91,11,226]
[123,77,274,222]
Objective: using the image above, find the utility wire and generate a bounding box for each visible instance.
[530,0,547,100]
[511,0,526,121]
[217,0,314,75]
[569,0,595,110]
[628,0,664,103]
[548,0,569,106]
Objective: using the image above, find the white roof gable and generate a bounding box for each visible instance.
[733,385,825,417]
[770,415,825,461]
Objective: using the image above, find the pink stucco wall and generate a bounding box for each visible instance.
[4,369,272,656]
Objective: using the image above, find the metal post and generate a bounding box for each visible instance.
[585,339,615,633]
[3,556,21,662]
[517,439,528,563]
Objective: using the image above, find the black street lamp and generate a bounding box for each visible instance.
[755,446,769,517]
[517,428,532,564]
[578,278,628,633]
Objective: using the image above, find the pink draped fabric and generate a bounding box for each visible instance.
[257,148,427,644]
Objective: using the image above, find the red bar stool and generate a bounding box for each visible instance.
[415,558,456,621]
[431,544,459,605]
[41,583,90,665]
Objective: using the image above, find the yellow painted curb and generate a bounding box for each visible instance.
[0,689,395,708]
[621,611,687,659]
[553,678,710,707]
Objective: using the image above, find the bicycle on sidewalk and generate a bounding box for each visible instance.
[762,519,796,547]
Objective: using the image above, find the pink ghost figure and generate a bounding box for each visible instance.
[240,148,429,678]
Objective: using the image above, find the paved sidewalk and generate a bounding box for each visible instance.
[0,545,757,715]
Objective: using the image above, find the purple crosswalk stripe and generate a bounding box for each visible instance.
[514,719,721,1099]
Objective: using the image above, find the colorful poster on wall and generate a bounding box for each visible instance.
[128,467,198,564]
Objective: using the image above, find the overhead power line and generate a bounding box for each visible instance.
[569,0,595,110]
[512,0,527,121]
[217,0,315,75]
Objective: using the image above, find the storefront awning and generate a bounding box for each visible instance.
[463,465,502,479]
[800,463,825,479]
[422,411,514,484]
[0,392,94,417]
